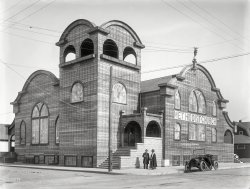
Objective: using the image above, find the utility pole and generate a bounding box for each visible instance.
[108,66,113,172]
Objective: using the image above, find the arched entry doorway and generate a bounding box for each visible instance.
[146,121,161,137]
[124,121,142,146]
[10,135,15,152]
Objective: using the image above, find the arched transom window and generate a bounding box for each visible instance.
[112,83,127,104]
[189,90,206,114]
[32,102,49,144]
[175,90,181,109]
[71,82,83,103]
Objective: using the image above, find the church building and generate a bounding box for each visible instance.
[10,19,235,168]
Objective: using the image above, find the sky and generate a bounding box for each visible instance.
[0,0,249,124]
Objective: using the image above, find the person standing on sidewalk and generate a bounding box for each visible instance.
[142,149,149,169]
[150,149,157,169]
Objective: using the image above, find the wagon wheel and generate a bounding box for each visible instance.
[213,161,218,170]
[199,161,207,171]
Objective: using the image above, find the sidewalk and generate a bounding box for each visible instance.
[1,162,250,176]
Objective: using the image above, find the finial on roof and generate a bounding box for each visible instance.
[192,47,198,70]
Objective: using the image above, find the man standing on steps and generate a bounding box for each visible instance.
[150,149,157,169]
[142,149,149,169]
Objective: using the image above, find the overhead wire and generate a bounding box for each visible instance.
[1,0,57,32]
[161,0,246,51]
[188,0,250,42]
[0,0,23,15]
[6,21,61,33]
[0,58,80,110]
[1,50,249,119]
[176,0,248,51]
[0,0,41,24]
[177,0,240,42]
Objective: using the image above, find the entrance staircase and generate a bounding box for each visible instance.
[98,137,162,169]
[99,143,147,169]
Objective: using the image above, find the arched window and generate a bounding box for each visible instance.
[123,47,136,64]
[64,45,76,62]
[124,121,142,146]
[189,90,206,114]
[71,82,83,103]
[103,39,118,58]
[55,116,59,144]
[32,102,49,144]
[112,83,127,104]
[174,123,181,140]
[224,130,233,144]
[195,90,206,114]
[20,121,26,145]
[212,101,217,116]
[81,38,94,57]
[175,90,181,109]
[212,128,217,142]
[146,121,161,137]
[189,91,197,112]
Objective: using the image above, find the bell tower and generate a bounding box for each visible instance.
[56,19,144,167]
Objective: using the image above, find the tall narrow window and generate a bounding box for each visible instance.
[212,128,217,142]
[174,123,181,140]
[224,130,233,144]
[20,121,26,145]
[197,125,205,141]
[31,102,49,144]
[188,124,196,140]
[195,90,206,114]
[189,91,197,112]
[175,90,181,109]
[212,101,217,116]
[71,82,83,103]
[55,116,59,144]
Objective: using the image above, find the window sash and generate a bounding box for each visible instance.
[175,91,181,109]
[174,124,181,140]
[32,119,39,144]
[40,118,48,144]
[197,125,205,141]
[212,128,217,142]
[189,124,196,140]
[20,123,26,144]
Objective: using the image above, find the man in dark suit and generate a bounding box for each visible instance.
[142,149,149,169]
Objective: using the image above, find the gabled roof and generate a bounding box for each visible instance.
[141,75,173,93]
[236,122,250,136]
[11,70,59,105]
[140,63,234,129]
[234,135,250,144]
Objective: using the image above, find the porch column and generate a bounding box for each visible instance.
[119,110,125,147]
